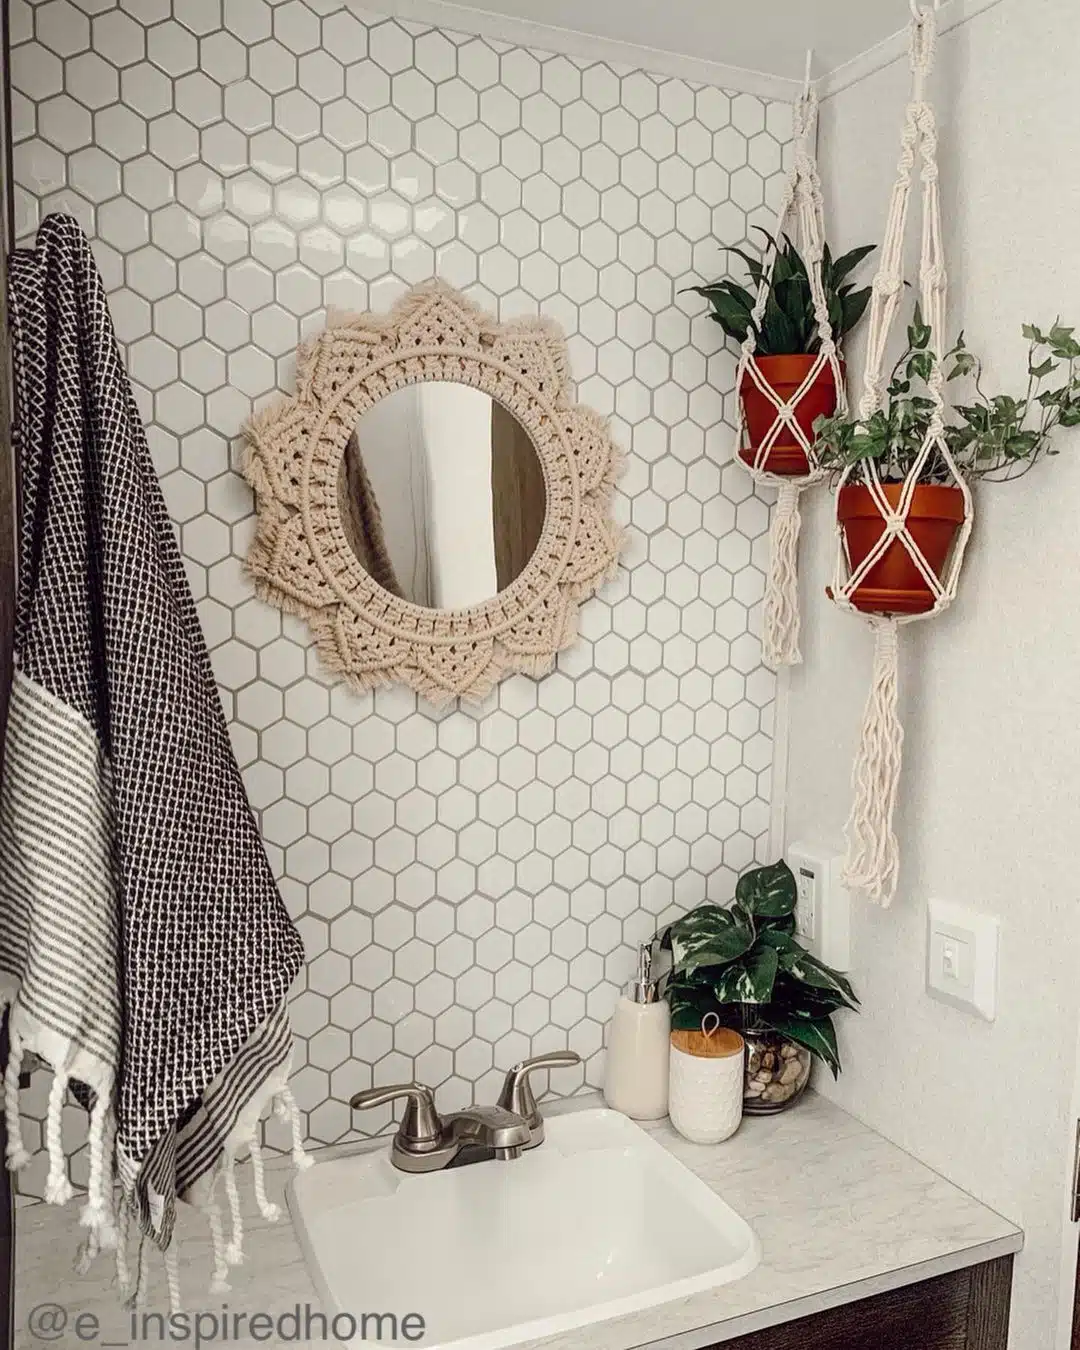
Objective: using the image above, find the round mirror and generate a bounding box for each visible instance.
[337,382,547,610]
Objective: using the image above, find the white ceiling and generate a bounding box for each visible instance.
[426,0,911,82]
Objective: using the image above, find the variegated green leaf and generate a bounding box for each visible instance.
[778,946,859,1009]
[713,946,778,1006]
[760,1011,841,1078]
[666,978,719,1031]
[770,975,851,1019]
[734,860,797,919]
[668,904,754,976]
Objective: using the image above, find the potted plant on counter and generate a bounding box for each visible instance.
[659,861,858,1114]
[815,308,1080,614]
[686,230,875,475]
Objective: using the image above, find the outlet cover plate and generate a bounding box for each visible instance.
[787,841,851,972]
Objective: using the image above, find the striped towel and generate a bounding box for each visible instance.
[0,215,307,1299]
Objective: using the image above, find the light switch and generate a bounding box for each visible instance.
[926,899,998,1021]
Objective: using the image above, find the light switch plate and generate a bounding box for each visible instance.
[925,898,999,1021]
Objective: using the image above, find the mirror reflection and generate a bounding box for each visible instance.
[338,383,547,609]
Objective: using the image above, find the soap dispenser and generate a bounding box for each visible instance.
[603,942,671,1120]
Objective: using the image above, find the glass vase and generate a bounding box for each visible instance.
[741,1027,811,1114]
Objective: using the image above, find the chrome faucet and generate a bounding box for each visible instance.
[497,1049,581,1148]
[351,1050,582,1174]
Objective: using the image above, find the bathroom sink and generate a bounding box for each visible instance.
[288,1106,760,1349]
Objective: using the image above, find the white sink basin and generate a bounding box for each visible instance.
[288,1107,760,1349]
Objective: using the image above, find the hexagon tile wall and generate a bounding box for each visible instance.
[9,0,790,1197]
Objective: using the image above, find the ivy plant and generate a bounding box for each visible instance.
[658,861,858,1077]
[685,228,876,357]
[814,306,1080,483]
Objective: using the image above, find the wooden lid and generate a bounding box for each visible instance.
[670,1027,744,1059]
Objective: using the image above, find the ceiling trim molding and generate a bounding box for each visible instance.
[816,0,1008,100]
[363,0,804,101]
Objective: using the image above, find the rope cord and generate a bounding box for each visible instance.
[830,7,973,905]
[733,86,847,667]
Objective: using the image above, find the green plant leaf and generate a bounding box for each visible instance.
[776,946,859,1009]
[907,350,934,383]
[769,973,853,1019]
[756,911,797,938]
[666,978,718,1031]
[948,351,978,381]
[830,243,877,285]
[734,860,797,919]
[909,303,932,350]
[668,904,755,976]
[760,1011,841,1077]
[713,946,779,1005]
[840,287,872,337]
[721,245,767,286]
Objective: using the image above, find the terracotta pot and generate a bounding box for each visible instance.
[838,482,967,615]
[738,353,842,477]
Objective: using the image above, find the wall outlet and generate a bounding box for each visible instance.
[926,899,999,1021]
[792,861,818,942]
[786,842,851,972]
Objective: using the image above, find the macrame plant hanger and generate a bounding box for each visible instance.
[735,51,846,669]
[829,0,973,906]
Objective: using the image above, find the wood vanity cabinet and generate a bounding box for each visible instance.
[703,1255,1012,1350]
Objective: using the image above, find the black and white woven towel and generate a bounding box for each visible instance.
[0,215,306,1290]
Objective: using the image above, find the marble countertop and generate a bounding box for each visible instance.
[14,1092,1021,1350]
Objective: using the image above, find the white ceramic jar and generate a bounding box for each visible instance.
[668,1018,745,1144]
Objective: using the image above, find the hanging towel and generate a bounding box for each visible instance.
[0,215,306,1289]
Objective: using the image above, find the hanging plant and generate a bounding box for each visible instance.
[815,307,1080,613]
[687,228,876,475]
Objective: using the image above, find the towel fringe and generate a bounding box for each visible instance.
[164,1243,181,1313]
[275,1087,314,1171]
[44,1070,75,1206]
[222,1154,244,1266]
[115,1197,133,1297]
[248,1131,281,1222]
[3,1027,31,1171]
[202,1178,232,1294]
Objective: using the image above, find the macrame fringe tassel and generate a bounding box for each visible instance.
[842,617,903,905]
[762,481,804,669]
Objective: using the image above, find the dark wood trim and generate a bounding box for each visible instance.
[965,1257,1012,1350]
[701,1256,1013,1350]
[1072,1207,1080,1350]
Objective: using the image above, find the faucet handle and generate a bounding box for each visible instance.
[350,1081,444,1154]
[497,1051,582,1146]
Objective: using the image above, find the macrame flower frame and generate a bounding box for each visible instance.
[242,282,623,707]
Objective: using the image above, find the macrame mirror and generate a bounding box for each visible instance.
[242,282,623,707]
